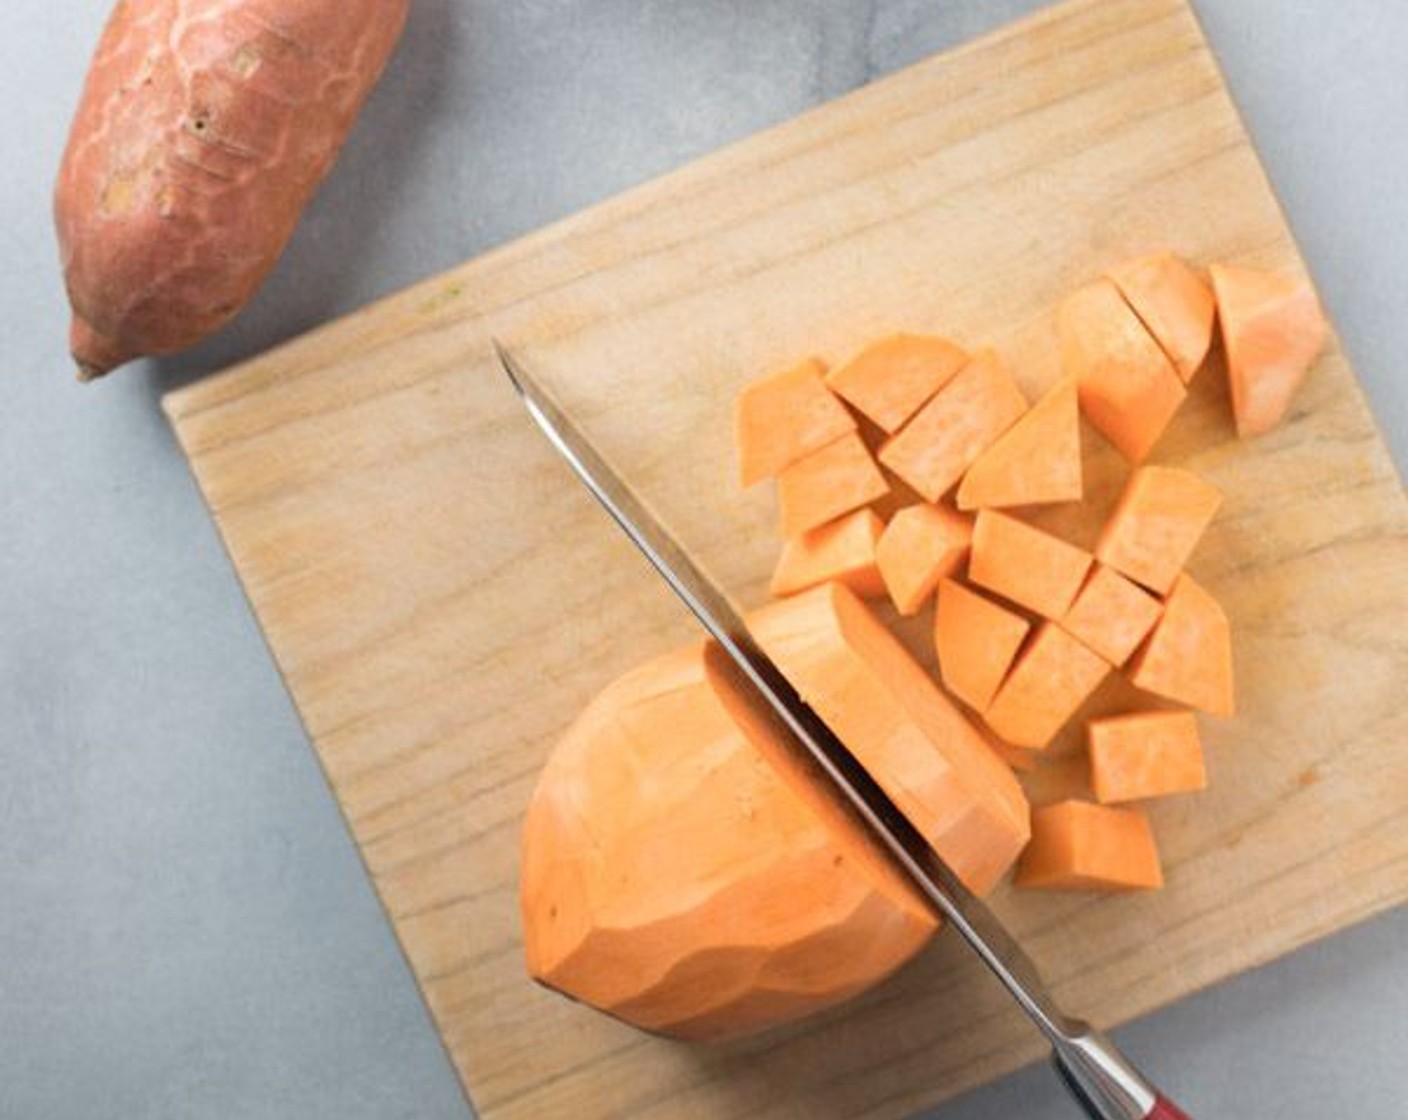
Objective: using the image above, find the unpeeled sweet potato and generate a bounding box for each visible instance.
[55,0,411,379]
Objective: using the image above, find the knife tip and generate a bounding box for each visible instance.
[491,337,525,392]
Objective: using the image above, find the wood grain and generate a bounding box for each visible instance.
[164,0,1408,1115]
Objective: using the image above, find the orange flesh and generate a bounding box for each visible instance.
[969,510,1093,619]
[521,642,937,1039]
[1129,572,1235,717]
[878,348,1028,501]
[1107,252,1216,383]
[1210,264,1328,437]
[748,583,1031,895]
[777,432,890,538]
[1088,711,1206,803]
[771,509,887,599]
[874,504,973,616]
[1059,279,1187,462]
[934,578,1031,713]
[736,357,857,486]
[826,334,969,433]
[1061,565,1164,666]
[1014,800,1164,891]
[984,622,1110,749]
[1095,466,1222,595]
[956,377,1082,510]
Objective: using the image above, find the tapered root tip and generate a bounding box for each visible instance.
[69,314,136,383]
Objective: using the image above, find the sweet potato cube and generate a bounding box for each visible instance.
[1129,573,1235,717]
[827,334,968,433]
[969,510,1093,619]
[1107,252,1216,383]
[1089,711,1207,803]
[875,504,972,616]
[1096,466,1222,595]
[1014,800,1163,891]
[736,357,856,486]
[1210,264,1328,437]
[777,432,889,538]
[956,377,1082,510]
[1060,279,1187,462]
[770,509,886,599]
[1061,565,1163,666]
[878,349,1028,501]
[935,578,1031,712]
[984,623,1109,749]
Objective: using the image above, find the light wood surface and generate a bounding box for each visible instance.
[164,0,1408,1115]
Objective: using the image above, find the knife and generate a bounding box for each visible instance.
[496,341,1191,1120]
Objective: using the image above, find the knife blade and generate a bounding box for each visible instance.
[496,340,1190,1120]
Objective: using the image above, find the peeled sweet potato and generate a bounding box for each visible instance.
[1059,279,1186,461]
[956,376,1081,510]
[874,503,972,616]
[984,622,1109,750]
[1210,264,1328,437]
[1106,252,1215,383]
[1014,800,1163,892]
[55,0,411,379]
[521,642,936,1039]
[969,510,1093,620]
[934,578,1030,713]
[826,334,968,433]
[737,357,856,486]
[770,508,887,599]
[1088,711,1206,804]
[777,432,890,538]
[878,349,1027,502]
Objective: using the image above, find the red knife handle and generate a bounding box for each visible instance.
[1050,1029,1194,1119]
[1146,1095,1192,1120]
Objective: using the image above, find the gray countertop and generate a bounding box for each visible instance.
[2,2,1404,1117]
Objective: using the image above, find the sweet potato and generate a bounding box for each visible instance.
[521,642,936,1039]
[1088,711,1206,803]
[1129,572,1235,717]
[879,349,1028,502]
[770,509,886,599]
[1060,565,1163,667]
[984,622,1109,749]
[969,510,1092,620]
[874,503,973,616]
[55,0,412,380]
[1096,466,1222,595]
[749,583,1031,895]
[934,578,1031,713]
[777,432,890,538]
[1059,279,1187,461]
[956,376,1081,510]
[1014,800,1163,891]
[826,334,968,433]
[1107,252,1216,383]
[737,357,857,486]
[1210,264,1328,437]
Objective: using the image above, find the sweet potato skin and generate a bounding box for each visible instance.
[55,0,411,379]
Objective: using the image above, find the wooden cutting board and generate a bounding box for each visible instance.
[164,0,1408,1115]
